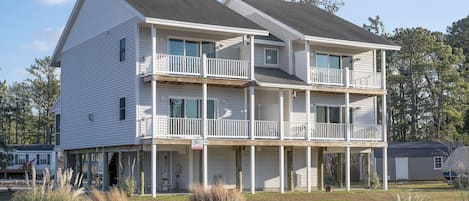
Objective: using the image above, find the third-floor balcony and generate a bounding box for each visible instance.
[310,67,383,89]
[139,54,250,80]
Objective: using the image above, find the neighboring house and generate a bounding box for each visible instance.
[375,142,458,181]
[0,145,56,177]
[51,0,399,197]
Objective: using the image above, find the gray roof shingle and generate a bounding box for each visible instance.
[242,0,396,46]
[255,67,308,86]
[126,0,265,31]
[374,142,461,158]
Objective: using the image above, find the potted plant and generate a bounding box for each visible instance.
[324,175,335,192]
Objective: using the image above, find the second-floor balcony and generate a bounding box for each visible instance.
[139,54,250,80]
[139,117,383,142]
[310,67,383,89]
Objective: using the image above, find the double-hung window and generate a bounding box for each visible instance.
[119,38,126,62]
[434,156,443,169]
[265,48,279,65]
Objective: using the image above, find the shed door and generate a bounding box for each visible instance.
[395,157,409,180]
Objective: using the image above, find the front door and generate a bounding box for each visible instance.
[395,157,409,180]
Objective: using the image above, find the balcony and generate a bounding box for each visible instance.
[310,67,382,89]
[139,54,250,80]
[139,117,383,142]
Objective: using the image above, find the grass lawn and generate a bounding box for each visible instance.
[129,181,469,201]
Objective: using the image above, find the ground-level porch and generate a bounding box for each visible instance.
[63,141,387,197]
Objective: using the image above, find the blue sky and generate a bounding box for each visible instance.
[0,0,468,84]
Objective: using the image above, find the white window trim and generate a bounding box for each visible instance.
[433,156,443,170]
[264,48,279,65]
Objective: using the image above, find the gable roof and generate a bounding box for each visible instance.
[51,0,267,67]
[374,142,461,158]
[241,0,399,50]
[127,0,265,31]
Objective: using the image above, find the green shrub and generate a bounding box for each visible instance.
[370,171,380,189]
[453,175,469,190]
[121,177,135,197]
[324,175,336,186]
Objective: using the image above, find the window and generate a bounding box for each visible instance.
[119,38,126,62]
[168,39,216,58]
[169,98,217,119]
[316,53,353,70]
[37,154,49,165]
[17,154,27,164]
[434,156,443,169]
[316,106,353,123]
[119,97,126,120]
[55,114,60,145]
[265,48,279,65]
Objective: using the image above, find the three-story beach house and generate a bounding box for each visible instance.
[51,0,399,197]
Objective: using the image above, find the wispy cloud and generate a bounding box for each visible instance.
[35,0,73,6]
[22,27,63,52]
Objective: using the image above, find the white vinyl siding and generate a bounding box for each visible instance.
[61,18,139,150]
[291,92,377,125]
[63,0,138,51]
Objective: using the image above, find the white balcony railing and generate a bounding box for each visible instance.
[349,70,382,89]
[207,119,249,139]
[284,121,307,139]
[310,67,383,89]
[351,124,383,141]
[310,67,345,86]
[311,123,346,141]
[207,58,249,79]
[139,117,383,141]
[255,120,280,139]
[139,54,249,79]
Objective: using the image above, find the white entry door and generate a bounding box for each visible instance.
[395,157,409,180]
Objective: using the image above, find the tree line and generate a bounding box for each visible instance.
[364,16,469,144]
[0,56,59,145]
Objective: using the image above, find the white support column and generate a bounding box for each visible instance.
[346,146,351,191]
[250,145,256,194]
[305,41,311,84]
[279,145,285,193]
[345,91,351,191]
[250,86,255,140]
[306,146,311,192]
[202,83,208,139]
[345,67,350,88]
[202,54,207,78]
[305,90,311,141]
[151,24,157,139]
[279,89,284,141]
[151,25,157,74]
[250,35,255,80]
[288,40,294,74]
[151,144,157,197]
[203,145,208,190]
[381,50,386,90]
[381,50,388,191]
